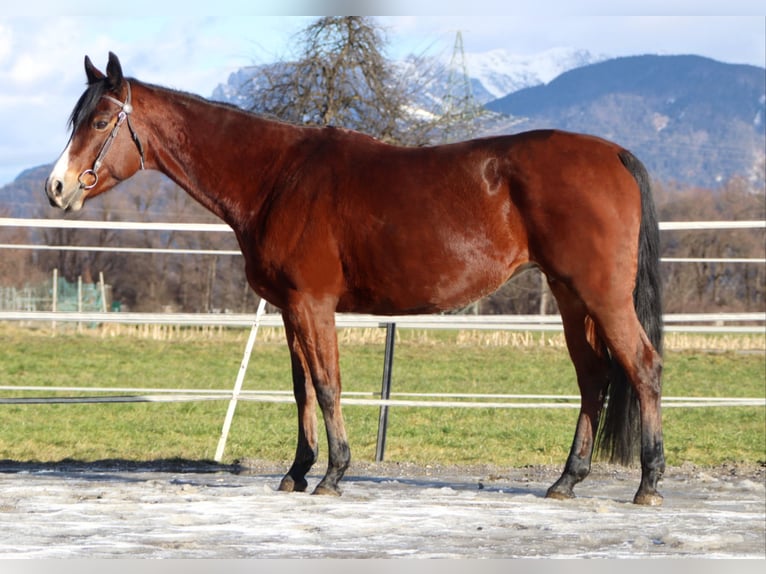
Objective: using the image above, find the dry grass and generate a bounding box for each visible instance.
[70,322,766,352]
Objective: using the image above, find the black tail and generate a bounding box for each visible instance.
[597,150,664,465]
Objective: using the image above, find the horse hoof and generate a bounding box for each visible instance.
[278,476,308,493]
[312,484,342,496]
[633,491,664,506]
[545,488,575,501]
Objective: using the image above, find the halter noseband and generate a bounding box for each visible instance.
[78,81,146,190]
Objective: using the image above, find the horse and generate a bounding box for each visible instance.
[45,53,665,505]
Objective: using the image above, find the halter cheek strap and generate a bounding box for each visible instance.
[78,81,146,190]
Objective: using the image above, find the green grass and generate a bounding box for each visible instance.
[0,324,763,468]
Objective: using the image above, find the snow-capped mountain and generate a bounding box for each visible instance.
[211,47,606,109]
[462,47,606,101]
[212,67,261,108]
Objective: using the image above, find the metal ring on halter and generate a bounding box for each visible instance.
[78,169,99,190]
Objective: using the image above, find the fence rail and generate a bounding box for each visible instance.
[0,310,764,333]
[3,217,764,231]
[2,218,765,262]
[2,386,763,409]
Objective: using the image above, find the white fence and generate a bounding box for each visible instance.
[1,217,765,261]
[0,310,764,333]
[0,218,764,461]
[1,217,764,331]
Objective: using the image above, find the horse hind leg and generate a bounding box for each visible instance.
[579,290,664,506]
[597,309,665,506]
[545,280,611,500]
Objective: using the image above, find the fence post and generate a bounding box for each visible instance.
[77,275,83,333]
[99,272,107,313]
[51,268,58,331]
[375,322,396,462]
[214,297,267,463]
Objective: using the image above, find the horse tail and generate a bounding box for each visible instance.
[597,149,664,465]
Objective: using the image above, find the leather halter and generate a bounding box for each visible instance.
[77,81,145,190]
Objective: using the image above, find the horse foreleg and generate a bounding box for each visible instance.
[282,300,350,496]
[278,319,318,493]
[545,281,611,500]
[312,380,351,496]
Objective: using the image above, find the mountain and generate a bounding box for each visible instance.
[0,165,51,218]
[485,55,766,187]
[211,47,605,108]
[463,47,606,101]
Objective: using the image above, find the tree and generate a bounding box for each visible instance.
[655,178,765,313]
[0,208,47,290]
[248,18,401,140]
[246,16,473,146]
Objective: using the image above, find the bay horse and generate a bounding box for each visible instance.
[45,53,665,505]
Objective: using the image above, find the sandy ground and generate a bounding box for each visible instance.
[0,459,763,559]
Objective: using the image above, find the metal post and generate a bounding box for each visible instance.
[375,322,396,462]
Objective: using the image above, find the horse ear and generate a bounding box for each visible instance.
[105,52,124,90]
[84,55,105,84]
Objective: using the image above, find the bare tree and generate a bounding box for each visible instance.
[247,16,467,146]
[656,178,765,313]
[0,208,47,289]
[249,17,404,140]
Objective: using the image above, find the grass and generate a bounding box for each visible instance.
[0,323,763,469]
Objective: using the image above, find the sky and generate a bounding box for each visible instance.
[0,1,764,186]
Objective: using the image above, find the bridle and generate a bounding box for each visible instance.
[78,81,146,190]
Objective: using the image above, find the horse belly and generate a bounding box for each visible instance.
[339,228,526,315]
[427,244,524,311]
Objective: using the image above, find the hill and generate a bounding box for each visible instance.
[485,55,766,187]
[0,165,52,218]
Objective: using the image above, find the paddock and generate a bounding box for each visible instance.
[1,218,764,559]
[0,460,762,558]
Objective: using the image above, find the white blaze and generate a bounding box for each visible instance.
[49,141,72,184]
[46,141,87,211]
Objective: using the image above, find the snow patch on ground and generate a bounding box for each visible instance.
[0,463,763,558]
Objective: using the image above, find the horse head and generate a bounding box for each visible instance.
[45,52,145,211]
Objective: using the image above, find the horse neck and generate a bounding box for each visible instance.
[135,81,296,225]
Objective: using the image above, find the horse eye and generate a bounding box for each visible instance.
[93,119,109,130]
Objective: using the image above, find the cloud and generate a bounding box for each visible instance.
[0,24,12,64]
[0,15,295,184]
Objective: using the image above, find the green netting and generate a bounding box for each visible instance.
[0,277,108,312]
[53,279,106,312]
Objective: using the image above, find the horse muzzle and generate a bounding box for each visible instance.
[45,175,86,211]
